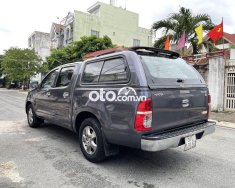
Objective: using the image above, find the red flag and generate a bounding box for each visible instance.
[208,20,223,42]
[165,36,170,50]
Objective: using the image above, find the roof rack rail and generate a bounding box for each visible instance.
[95,50,124,57]
[82,46,128,59]
[129,46,180,59]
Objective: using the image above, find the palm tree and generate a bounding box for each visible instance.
[152,7,215,54]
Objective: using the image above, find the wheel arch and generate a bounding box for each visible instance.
[25,101,32,113]
[74,111,101,134]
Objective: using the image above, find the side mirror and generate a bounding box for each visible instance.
[30,82,39,89]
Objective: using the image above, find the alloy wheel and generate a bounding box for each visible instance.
[28,108,34,124]
[82,126,97,155]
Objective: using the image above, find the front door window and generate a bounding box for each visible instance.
[41,69,58,89]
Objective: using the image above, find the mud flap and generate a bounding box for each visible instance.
[102,132,119,157]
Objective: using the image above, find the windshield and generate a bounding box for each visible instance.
[141,55,203,85]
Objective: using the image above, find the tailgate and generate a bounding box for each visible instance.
[151,87,208,132]
[139,53,209,132]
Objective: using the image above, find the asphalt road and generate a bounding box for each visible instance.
[0,88,235,188]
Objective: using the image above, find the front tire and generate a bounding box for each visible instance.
[79,118,106,163]
[27,104,43,128]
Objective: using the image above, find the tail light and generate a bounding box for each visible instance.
[134,98,152,131]
[207,94,211,119]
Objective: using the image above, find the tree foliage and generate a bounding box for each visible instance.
[1,48,41,82]
[0,55,3,77]
[46,35,114,70]
[152,7,215,54]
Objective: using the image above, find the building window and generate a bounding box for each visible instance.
[133,39,140,47]
[28,38,32,48]
[65,28,70,44]
[91,30,100,38]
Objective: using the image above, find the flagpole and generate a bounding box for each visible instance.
[223,37,224,50]
[222,17,224,50]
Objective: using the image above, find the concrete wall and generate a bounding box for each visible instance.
[208,56,225,111]
[230,49,235,60]
[73,2,152,47]
[195,65,209,84]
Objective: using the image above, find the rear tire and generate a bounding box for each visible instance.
[79,118,106,163]
[27,104,43,128]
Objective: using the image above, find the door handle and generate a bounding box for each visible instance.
[63,92,69,98]
[46,92,51,97]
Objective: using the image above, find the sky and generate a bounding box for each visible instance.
[0,0,234,54]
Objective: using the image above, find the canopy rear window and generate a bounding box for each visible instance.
[140,55,203,85]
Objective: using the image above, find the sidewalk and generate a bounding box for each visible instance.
[0,88,29,95]
[18,89,29,95]
[210,111,235,129]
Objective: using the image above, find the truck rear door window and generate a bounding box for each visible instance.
[99,58,128,82]
[82,61,104,83]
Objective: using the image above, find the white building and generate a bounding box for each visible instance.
[28,31,51,82]
[213,32,235,50]
[200,32,235,53]
[50,23,64,49]
[49,1,152,49]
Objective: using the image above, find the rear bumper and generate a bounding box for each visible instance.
[141,121,216,152]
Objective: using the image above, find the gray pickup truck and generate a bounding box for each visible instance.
[26,47,215,162]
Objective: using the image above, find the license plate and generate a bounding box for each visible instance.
[184,135,196,151]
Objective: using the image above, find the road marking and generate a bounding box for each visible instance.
[24,136,47,142]
[0,121,26,135]
[0,161,24,183]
